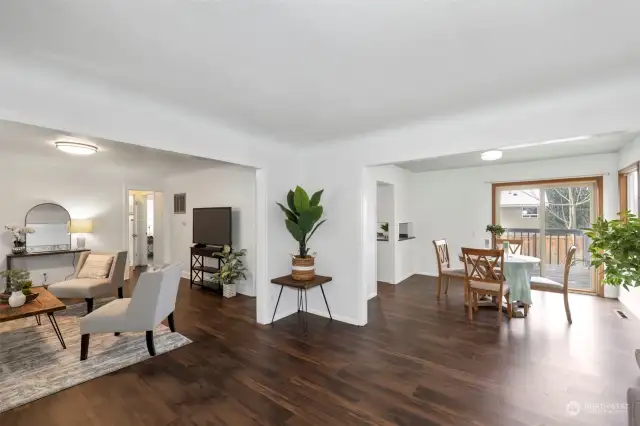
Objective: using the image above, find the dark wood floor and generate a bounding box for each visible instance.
[2,273,639,425]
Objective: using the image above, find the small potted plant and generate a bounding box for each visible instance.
[277,186,326,281]
[5,225,35,254]
[0,269,33,307]
[211,245,247,298]
[485,224,506,249]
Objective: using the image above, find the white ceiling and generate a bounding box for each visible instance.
[0,120,226,176]
[395,132,637,173]
[0,1,638,144]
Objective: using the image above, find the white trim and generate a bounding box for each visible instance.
[291,265,315,271]
[255,168,269,325]
[305,308,362,326]
[271,307,297,323]
[367,292,377,300]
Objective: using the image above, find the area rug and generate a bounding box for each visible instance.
[0,299,192,414]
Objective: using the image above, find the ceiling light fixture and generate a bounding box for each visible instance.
[481,150,502,161]
[55,141,98,155]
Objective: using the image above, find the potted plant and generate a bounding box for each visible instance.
[0,269,32,307]
[4,225,35,254]
[585,211,640,298]
[277,186,326,281]
[211,245,247,298]
[485,224,506,249]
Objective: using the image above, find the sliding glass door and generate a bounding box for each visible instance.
[495,179,598,293]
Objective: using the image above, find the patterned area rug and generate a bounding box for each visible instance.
[0,299,192,414]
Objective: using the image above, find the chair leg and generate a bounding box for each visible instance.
[85,298,94,314]
[436,276,442,299]
[118,287,124,299]
[80,334,90,360]
[168,312,176,332]
[467,291,473,322]
[146,330,156,356]
[444,276,450,295]
[564,293,572,325]
[523,304,529,317]
[506,297,512,321]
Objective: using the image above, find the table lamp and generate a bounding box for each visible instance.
[69,219,93,249]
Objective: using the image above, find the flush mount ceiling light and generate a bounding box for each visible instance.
[55,141,98,155]
[481,150,502,161]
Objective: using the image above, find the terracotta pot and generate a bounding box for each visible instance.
[292,256,315,281]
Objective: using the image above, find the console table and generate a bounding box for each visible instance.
[190,246,223,294]
[6,249,90,270]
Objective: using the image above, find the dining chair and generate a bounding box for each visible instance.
[526,245,576,324]
[496,238,523,255]
[432,239,465,299]
[461,247,511,327]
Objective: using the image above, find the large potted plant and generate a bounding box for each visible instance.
[211,245,247,298]
[277,186,326,281]
[586,211,640,297]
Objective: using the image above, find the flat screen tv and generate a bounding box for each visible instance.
[193,207,232,247]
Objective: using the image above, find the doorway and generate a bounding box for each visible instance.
[376,181,395,287]
[127,190,164,271]
[492,177,603,294]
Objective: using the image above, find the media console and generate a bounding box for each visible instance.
[190,245,224,294]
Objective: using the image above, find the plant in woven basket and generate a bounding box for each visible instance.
[211,245,247,286]
[277,186,326,258]
[0,269,32,293]
[585,211,640,290]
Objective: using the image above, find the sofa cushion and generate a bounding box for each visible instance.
[47,277,111,298]
[77,254,114,279]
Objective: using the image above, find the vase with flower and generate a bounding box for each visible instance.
[5,225,35,254]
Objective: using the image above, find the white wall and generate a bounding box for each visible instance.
[164,165,257,296]
[411,153,619,276]
[0,153,160,287]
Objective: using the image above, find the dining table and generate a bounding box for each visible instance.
[458,252,541,318]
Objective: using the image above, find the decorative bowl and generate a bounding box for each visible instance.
[0,291,39,304]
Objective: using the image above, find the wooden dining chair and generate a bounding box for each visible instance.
[432,239,465,299]
[461,248,511,328]
[526,245,576,324]
[496,238,523,255]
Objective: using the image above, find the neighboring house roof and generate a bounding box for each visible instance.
[500,190,542,207]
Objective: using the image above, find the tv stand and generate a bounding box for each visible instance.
[190,245,224,294]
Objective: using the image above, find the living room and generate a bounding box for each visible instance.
[2,1,640,425]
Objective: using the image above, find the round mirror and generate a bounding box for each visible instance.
[24,203,71,253]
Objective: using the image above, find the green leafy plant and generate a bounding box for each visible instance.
[212,245,248,286]
[0,269,32,293]
[277,186,326,258]
[380,223,389,233]
[586,211,640,290]
[486,224,506,237]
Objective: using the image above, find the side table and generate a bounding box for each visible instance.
[270,275,332,334]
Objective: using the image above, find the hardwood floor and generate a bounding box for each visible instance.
[2,273,639,425]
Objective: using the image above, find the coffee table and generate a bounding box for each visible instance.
[0,287,67,349]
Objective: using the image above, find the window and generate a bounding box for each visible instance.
[521,206,538,218]
[173,193,186,214]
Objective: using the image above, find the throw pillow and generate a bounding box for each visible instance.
[77,254,114,279]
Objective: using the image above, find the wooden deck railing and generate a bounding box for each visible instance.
[503,228,590,265]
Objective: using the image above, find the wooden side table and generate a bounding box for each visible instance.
[270,275,332,334]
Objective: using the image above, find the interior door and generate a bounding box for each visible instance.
[153,192,164,265]
[134,194,148,266]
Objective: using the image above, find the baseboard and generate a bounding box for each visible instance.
[368,292,377,300]
[181,270,190,279]
[270,307,298,323]
[305,308,362,326]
